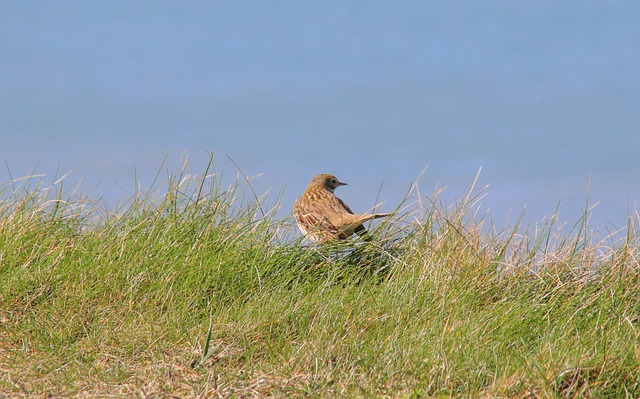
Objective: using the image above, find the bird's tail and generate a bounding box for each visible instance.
[353,213,391,241]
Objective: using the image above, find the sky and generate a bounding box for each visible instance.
[1,1,639,231]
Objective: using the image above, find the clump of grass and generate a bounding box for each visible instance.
[1,158,639,398]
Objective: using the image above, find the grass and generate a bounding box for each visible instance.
[1,159,639,398]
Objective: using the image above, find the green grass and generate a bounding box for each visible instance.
[1,161,639,398]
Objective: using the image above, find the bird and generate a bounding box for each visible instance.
[293,173,390,243]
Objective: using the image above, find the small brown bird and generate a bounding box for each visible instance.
[293,174,390,243]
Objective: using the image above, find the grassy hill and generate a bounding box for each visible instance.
[1,163,639,398]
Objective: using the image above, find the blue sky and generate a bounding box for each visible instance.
[2,1,639,228]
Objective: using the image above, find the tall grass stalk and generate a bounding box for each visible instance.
[1,159,638,398]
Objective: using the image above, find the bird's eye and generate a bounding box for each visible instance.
[331,179,337,184]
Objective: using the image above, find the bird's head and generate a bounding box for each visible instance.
[311,174,347,193]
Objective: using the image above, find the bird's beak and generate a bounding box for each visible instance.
[339,181,347,186]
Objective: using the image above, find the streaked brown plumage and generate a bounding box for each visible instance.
[293,174,390,243]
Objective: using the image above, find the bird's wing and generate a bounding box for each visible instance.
[296,210,339,237]
[294,195,340,241]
